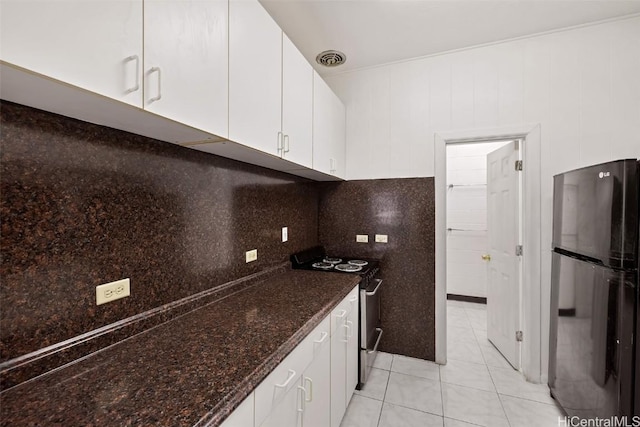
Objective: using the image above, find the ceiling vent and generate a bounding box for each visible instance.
[316,50,346,67]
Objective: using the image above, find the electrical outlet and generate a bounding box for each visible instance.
[356,234,369,243]
[246,249,258,263]
[96,278,130,305]
[282,227,288,242]
[375,234,388,243]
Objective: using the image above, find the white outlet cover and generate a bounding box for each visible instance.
[96,278,130,305]
[356,234,369,243]
[375,234,388,243]
[246,249,258,263]
[282,227,288,242]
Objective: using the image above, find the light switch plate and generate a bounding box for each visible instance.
[246,249,258,263]
[375,234,388,243]
[96,278,130,305]
[282,227,288,242]
[356,234,369,243]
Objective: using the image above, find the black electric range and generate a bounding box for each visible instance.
[290,246,379,289]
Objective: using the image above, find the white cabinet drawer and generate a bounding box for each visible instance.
[254,316,329,426]
[331,286,359,335]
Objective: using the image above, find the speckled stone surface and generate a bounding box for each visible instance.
[318,179,435,360]
[0,101,319,384]
[0,269,360,426]
[0,264,288,390]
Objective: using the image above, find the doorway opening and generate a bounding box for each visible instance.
[434,124,543,383]
[445,139,523,370]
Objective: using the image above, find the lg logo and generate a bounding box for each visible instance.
[599,171,610,179]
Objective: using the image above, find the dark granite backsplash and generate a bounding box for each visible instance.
[0,101,319,371]
[318,179,435,361]
[1,100,437,396]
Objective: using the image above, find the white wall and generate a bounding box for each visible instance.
[327,16,640,377]
[327,16,640,181]
[446,141,509,298]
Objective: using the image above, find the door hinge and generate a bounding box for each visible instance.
[515,160,523,171]
[515,245,523,256]
[516,331,523,342]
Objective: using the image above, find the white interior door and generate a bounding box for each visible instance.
[486,141,521,369]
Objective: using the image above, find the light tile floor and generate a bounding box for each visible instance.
[341,300,564,427]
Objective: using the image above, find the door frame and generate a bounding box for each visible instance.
[434,124,542,383]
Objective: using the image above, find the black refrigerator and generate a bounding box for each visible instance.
[549,159,639,418]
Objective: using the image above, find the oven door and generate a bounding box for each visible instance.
[359,278,383,388]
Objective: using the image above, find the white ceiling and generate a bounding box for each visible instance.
[260,0,640,76]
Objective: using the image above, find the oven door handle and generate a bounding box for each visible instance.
[366,328,383,354]
[365,279,383,296]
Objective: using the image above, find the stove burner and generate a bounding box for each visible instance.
[335,263,363,272]
[323,257,342,264]
[348,260,368,266]
[312,262,335,270]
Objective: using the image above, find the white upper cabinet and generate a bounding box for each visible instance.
[0,0,143,107]
[2,0,347,180]
[313,72,346,179]
[229,0,282,156]
[281,34,313,169]
[144,0,228,138]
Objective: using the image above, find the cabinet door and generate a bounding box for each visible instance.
[302,336,331,427]
[312,72,346,178]
[229,0,282,156]
[329,94,347,179]
[220,392,254,427]
[345,293,359,402]
[0,0,143,107]
[144,0,228,137]
[260,381,301,427]
[281,34,313,168]
[330,308,348,427]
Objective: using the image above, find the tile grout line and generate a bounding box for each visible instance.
[467,304,513,427]
[375,355,394,427]
[448,302,511,427]
[438,352,447,425]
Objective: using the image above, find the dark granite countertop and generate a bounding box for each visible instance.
[0,270,360,427]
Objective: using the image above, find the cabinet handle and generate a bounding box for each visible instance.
[297,385,306,413]
[277,131,283,154]
[349,295,358,304]
[314,331,328,344]
[275,369,296,388]
[335,309,347,319]
[304,377,313,402]
[342,323,350,342]
[148,67,162,103]
[346,320,353,338]
[284,134,290,153]
[124,55,140,94]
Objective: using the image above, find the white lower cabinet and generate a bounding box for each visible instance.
[330,286,359,427]
[345,292,360,403]
[330,307,348,427]
[222,287,358,427]
[220,392,254,427]
[260,380,302,427]
[301,328,331,427]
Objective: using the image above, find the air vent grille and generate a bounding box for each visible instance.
[316,50,346,67]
